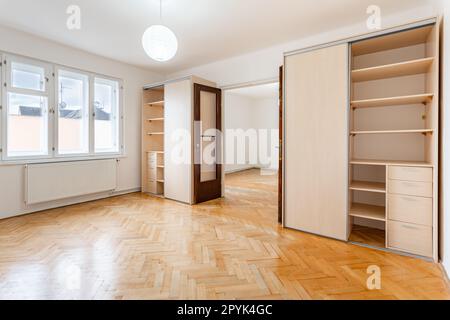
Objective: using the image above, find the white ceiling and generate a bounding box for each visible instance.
[0,0,431,74]
[228,83,279,100]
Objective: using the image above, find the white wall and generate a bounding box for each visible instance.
[0,25,164,219]
[167,5,436,87]
[253,97,279,171]
[224,93,278,173]
[432,0,450,277]
[224,93,255,173]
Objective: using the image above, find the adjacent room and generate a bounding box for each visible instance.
[224,82,280,226]
[1,0,450,302]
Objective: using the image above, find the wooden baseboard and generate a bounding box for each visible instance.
[225,167,258,174]
[439,263,450,290]
[0,188,141,221]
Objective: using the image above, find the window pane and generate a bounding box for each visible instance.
[58,70,89,154]
[94,78,119,153]
[11,62,46,92]
[7,93,48,157]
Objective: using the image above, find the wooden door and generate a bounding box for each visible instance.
[193,84,222,204]
[278,66,283,224]
[284,44,349,241]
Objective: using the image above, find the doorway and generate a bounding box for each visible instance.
[223,81,280,224]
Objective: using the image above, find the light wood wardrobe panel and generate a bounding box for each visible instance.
[164,80,193,204]
[284,44,349,241]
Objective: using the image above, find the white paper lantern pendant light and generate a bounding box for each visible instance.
[142,0,178,62]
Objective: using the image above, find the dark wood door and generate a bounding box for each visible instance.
[278,66,283,224]
[193,84,222,204]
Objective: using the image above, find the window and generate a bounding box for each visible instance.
[11,62,46,92]
[7,93,48,157]
[94,78,120,153]
[1,54,123,162]
[57,70,89,155]
[3,57,52,159]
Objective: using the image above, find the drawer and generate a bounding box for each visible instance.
[147,180,157,193]
[147,153,157,163]
[148,168,157,179]
[147,159,156,167]
[389,166,432,182]
[388,221,432,257]
[388,194,432,226]
[388,180,432,198]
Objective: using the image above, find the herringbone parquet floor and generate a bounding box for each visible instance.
[0,169,449,300]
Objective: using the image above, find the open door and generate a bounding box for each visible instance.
[194,83,222,204]
[278,66,283,224]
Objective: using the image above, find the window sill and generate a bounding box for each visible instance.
[0,154,126,166]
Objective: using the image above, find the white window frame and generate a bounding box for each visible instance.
[93,76,124,155]
[0,52,124,164]
[54,66,91,158]
[1,54,54,161]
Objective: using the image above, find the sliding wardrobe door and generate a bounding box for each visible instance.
[284,44,349,241]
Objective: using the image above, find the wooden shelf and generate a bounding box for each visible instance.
[147,132,164,136]
[349,203,386,222]
[146,151,164,154]
[157,180,165,183]
[147,118,164,122]
[350,181,386,193]
[349,225,386,248]
[147,100,164,106]
[351,129,433,136]
[350,159,433,168]
[352,57,434,82]
[351,93,433,109]
[352,25,433,56]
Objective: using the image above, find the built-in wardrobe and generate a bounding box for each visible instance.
[283,18,440,261]
[142,76,219,204]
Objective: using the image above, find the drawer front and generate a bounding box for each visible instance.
[147,180,157,193]
[388,180,432,198]
[388,194,432,226]
[147,153,157,164]
[389,166,432,182]
[388,221,432,257]
[148,168,157,179]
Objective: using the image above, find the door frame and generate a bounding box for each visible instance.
[193,83,223,204]
[220,77,281,219]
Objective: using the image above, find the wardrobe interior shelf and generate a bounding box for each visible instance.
[350,181,386,193]
[350,129,434,136]
[157,180,165,183]
[350,159,433,167]
[147,132,164,136]
[349,203,386,222]
[351,25,433,56]
[147,118,164,122]
[351,57,434,82]
[146,151,165,154]
[147,101,165,106]
[351,93,434,109]
[157,165,165,168]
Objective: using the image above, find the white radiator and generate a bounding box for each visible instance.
[25,159,118,205]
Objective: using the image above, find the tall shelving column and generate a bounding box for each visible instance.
[347,23,439,260]
[142,86,165,196]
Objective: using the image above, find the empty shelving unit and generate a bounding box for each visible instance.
[348,23,440,259]
[141,76,219,204]
[142,85,165,196]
